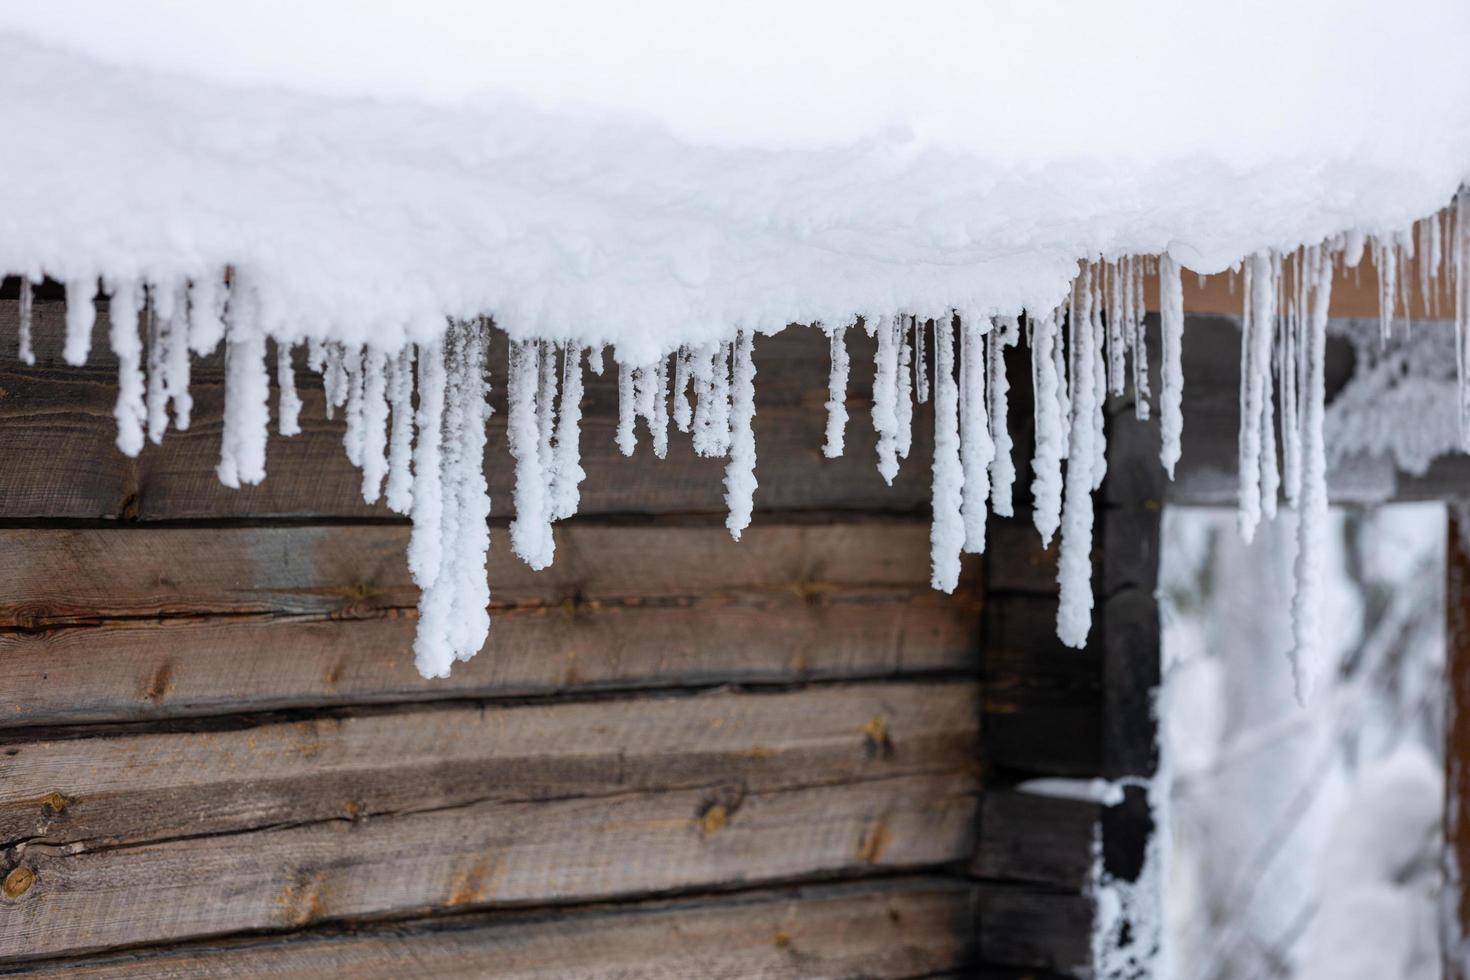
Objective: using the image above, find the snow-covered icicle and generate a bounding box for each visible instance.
[930,312,964,590]
[414,320,492,677]
[871,316,900,484]
[323,343,348,420]
[632,363,654,444]
[1374,237,1398,344]
[988,316,1017,517]
[823,323,850,458]
[1030,310,1063,545]
[1128,257,1151,420]
[672,346,693,433]
[508,338,554,569]
[216,289,269,488]
[1158,254,1185,478]
[359,347,390,504]
[1290,246,1333,705]
[1105,261,1126,395]
[1088,267,1108,490]
[276,340,302,438]
[1457,192,1470,451]
[106,279,146,456]
[690,342,716,456]
[914,316,930,404]
[616,359,636,456]
[144,289,168,445]
[651,355,670,459]
[1237,253,1271,542]
[538,341,559,480]
[1258,257,1281,523]
[895,316,914,460]
[548,343,585,521]
[959,314,994,553]
[342,346,366,468]
[408,336,446,589]
[161,283,192,431]
[187,276,227,356]
[15,278,35,365]
[383,346,414,514]
[588,344,605,376]
[724,329,758,540]
[1058,267,1098,649]
[1279,259,1302,508]
[709,341,733,457]
[63,276,96,366]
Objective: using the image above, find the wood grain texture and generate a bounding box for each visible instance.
[0,301,935,520]
[975,882,1092,974]
[0,522,981,727]
[972,791,1099,893]
[0,682,979,850]
[0,877,979,979]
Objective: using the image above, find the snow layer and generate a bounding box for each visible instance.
[1,6,1468,362]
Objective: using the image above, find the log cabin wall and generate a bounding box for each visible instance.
[0,285,1142,978]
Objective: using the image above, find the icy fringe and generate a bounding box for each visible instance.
[16,195,1465,678]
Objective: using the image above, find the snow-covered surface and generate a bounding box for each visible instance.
[1,6,1469,676]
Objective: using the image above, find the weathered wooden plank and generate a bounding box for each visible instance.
[0,301,935,519]
[975,882,1092,975]
[973,790,1099,892]
[0,682,979,850]
[0,877,979,979]
[0,522,980,727]
[0,520,976,624]
[0,768,976,961]
[982,593,1102,778]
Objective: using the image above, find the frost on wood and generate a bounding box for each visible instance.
[7,193,1467,679]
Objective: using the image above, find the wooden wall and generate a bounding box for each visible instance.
[0,288,1125,977]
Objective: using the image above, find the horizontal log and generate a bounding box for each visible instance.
[0,769,975,960]
[975,882,1092,974]
[0,523,981,727]
[0,682,979,851]
[0,300,936,520]
[973,790,1099,892]
[0,877,979,979]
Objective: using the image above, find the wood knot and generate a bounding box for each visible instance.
[696,785,746,836]
[861,716,894,760]
[41,791,68,815]
[4,866,35,898]
[699,803,728,835]
[856,820,890,864]
[773,930,791,948]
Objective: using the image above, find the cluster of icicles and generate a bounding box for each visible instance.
[9,193,1468,689]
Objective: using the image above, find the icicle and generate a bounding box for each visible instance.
[1457,192,1470,451]
[160,283,192,431]
[1258,258,1281,523]
[323,343,348,420]
[509,338,554,569]
[307,338,327,375]
[1342,228,1366,268]
[359,346,390,504]
[277,341,302,437]
[616,359,636,455]
[1159,254,1185,478]
[187,276,227,356]
[1089,267,1108,491]
[548,343,586,521]
[1106,261,1126,395]
[988,316,1017,518]
[1030,310,1063,545]
[960,314,994,553]
[651,355,670,459]
[672,346,693,433]
[691,342,716,456]
[632,363,655,441]
[408,335,446,589]
[144,289,168,445]
[538,341,559,476]
[16,277,34,365]
[1279,265,1301,508]
[914,316,930,404]
[1290,246,1333,705]
[724,329,758,540]
[1128,257,1151,420]
[1374,237,1398,343]
[384,346,414,513]
[105,279,146,457]
[709,341,733,457]
[413,319,492,677]
[823,323,850,458]
[871,315,900,484]
[1058,266,1098,649]
[588,344,605,376]
[216,289,269,489]
[1237,253,1274,543]
[895,316,914,460]
[342,346,366,468]
[930,312,964,590]
[63,276,96,366]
